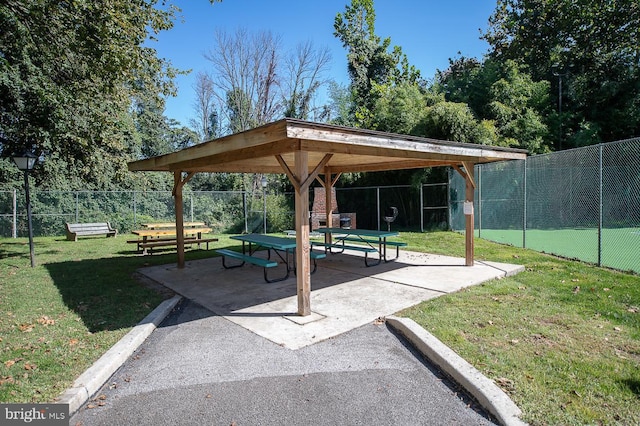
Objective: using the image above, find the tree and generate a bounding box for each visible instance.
[205,28,282,134]
[282,40,332,120]
[483,0,640,146]
[437,58,550,152]
[0,0,220,190]
[190,72,219,141]
[333,0,421,128]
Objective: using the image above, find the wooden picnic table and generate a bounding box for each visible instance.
[140,221,205,229]
[130,226,215,255]
[314,227,406,266]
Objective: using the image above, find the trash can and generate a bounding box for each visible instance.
[340,217,351,229]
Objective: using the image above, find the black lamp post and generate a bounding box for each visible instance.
[12,151,38,267]
[552,64,570,150]
[261,175,268,234]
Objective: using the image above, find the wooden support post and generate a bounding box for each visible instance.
[324,171,333,245]
[295,151,311,316]
[464,164,475,266]
[172,171,196,269]
[173,171,186,269]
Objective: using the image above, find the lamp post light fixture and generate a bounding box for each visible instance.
[12,151,38,267]
[261,175,268,234]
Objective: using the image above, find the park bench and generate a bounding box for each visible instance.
[66,222,117,241]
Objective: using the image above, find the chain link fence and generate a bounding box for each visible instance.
[450,137,640,274]
[1,182,449,239]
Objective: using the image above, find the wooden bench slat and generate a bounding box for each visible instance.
[66,222,117,241]
[137,237,218,255]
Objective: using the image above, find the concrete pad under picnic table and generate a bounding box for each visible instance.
[138,250,523,350]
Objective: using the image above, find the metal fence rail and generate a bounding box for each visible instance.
[450,137,640,274]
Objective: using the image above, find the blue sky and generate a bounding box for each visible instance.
[151,0,497,126]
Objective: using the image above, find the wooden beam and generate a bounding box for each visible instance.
[331,172,342,187]
[465,165,475,266]
[167,139,298,172]
[294,151,311,316]
[173,171,187,269]
[462,161,476,189]
[315,176,325,187]
[299,154,332,193]
[276,155,300,192]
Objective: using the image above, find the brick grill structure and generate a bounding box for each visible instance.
[310,187,356,230]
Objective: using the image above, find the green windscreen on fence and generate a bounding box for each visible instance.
[451,138,640,274]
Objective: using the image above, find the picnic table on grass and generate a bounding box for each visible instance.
[216,234,325,283]
[313,227,407,266]
[129,223,216,255]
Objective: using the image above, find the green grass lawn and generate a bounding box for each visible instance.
[0,234,233,403]
[400,231,640,425]
[1,231,639,425]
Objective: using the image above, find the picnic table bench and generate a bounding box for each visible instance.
[66,222,117,241]
[314,227,404,266]
[217,234,325,282]
[129,226,216,255]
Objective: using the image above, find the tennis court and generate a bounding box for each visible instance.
[476,227,639,273]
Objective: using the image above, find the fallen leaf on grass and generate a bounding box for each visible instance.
[494,377,515,392]
[627,307,638,313]
[614,326,622,332]
[0,376,15,385]
[572,286,580,294]
[69,339,79,346]
[37,316,55,326]
[4,359,18,368]
[24,362,36,371]
[18,324,34,332]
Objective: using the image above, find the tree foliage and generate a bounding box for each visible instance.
[483,0,640,147]
[0,0,219,190]
[333,0,421,128]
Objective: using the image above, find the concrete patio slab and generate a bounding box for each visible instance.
[138,250,523,350]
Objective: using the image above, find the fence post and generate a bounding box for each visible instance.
[75,192,79,222]
[522,158,527,248]
[376,187,380,231]
[477,165,482,238]
[598,144,603,266]
[12,189,17,238]
[243,191,248,234]
[133,191,137,228]
[420,184,424,232]
[190,192,194,222]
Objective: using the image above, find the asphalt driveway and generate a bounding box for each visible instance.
[71,298,497,425]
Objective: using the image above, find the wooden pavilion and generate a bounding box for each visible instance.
[128,118,527,316]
